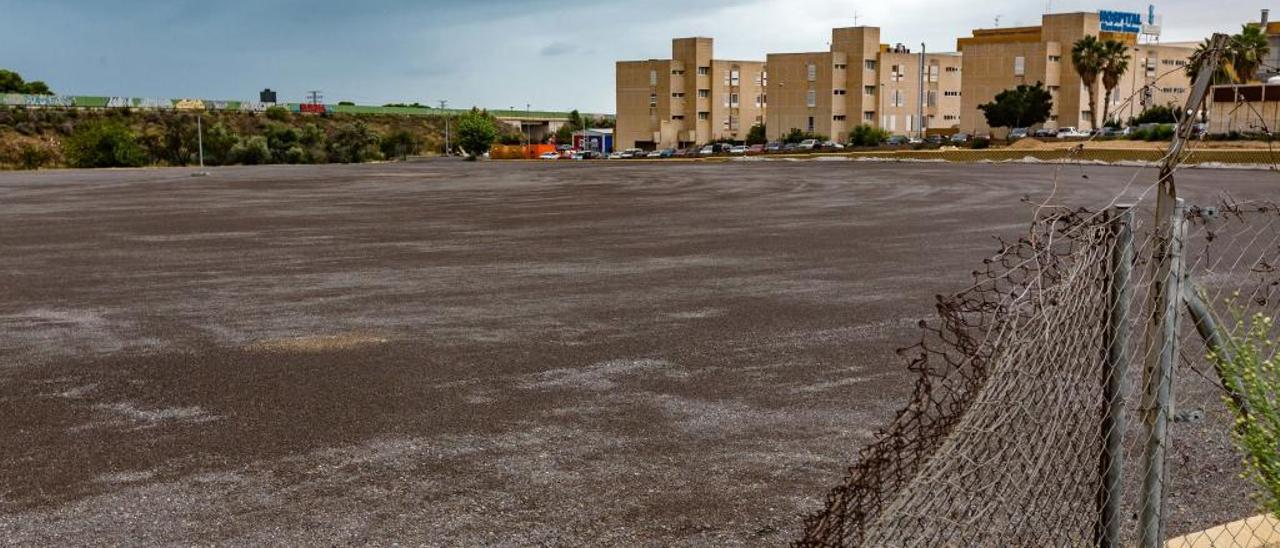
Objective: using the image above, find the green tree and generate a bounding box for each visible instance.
[380,129,420,160]
[1072,35,1105,131]
[1131,104,1178,125]
[456,108,497,159]
[1099,39,1130,127]
[0,69,23,93]
[781,128,826,144]
[202,122,238,166]
[745,124,767,145]
[159,116,198,166]
[263,123,302,163]
[62,120,147,168]
[0,69,54,94]
[1209,307,1280,519]
[847,124,889,147]
[327,121,382,163]
[977,82,1054,135]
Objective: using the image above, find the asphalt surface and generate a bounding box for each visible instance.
[0,159,1275,545]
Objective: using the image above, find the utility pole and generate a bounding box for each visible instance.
[918,43,927,139]
[197,115,205,169]
[438,99,450,156]
[306,90,323,105]
[1136,32,1229,548]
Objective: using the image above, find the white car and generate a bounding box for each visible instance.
[620,148,644,159]
[608,152,624,159]
[699,145,715,155]
[539,151,560,160]
[647,150,664,158]
[1056,127,1090,138]
[729,145,748,154]
[797,139,818,150]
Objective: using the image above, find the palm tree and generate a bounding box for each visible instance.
[1229,24,1270,82]
[1072,35,1105,130]
[1187,25,1273,84]
[1099,39,1131,127]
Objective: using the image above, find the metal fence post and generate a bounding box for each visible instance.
[1098,205,1134,548]
[1138,198,1186,548]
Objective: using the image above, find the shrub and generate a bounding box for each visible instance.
[17,143,52,170]
[971,137,991,149]
[202,123,238,166]
[265,106,290,122]
[327,121,382,163]
[62,120,147,168]
[1131,104,1177,125]
[848,124,890,147]
[1210,305,1280,519]
[781,128,828,144]
[230,135,271,165]
[380,129,419,160]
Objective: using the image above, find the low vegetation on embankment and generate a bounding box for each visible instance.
[0,106,524,170]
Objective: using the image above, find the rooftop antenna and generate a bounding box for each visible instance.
[995,15,1002,27]
[853,10,860,26]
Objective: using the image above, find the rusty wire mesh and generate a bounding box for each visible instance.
[794,197,1280,547]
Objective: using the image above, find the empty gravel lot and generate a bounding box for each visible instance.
[0,160,1273,545]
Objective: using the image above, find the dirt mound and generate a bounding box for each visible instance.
[1007,138,1047,150]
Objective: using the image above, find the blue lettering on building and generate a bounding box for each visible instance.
[1099,10,1143,33]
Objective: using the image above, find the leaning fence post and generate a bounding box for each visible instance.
[1138,198,1187,548]
[1098,205,1134,548]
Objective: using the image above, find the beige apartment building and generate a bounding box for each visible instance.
[958,12,1196,137]
[616,37,766,150]
[767,27,964,143]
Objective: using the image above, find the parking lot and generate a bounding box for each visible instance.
[0,160,1274,545]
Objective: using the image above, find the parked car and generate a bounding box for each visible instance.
[820,141,845,150]
[645,150,663,158]
[1033,128,1058,138]
[1008,128,1029,139]
[797,139,819,150]
[559,149,577,159]
[539,151,560,160]
[926,135,945,145]
[765,142,783,153]
[620,148,644,159]
[908,136,923,145]
[950,133,971,144]
[782,143,799,152]
[748,144,765,154]
[607,151,624,159]
[656,148,676,158]
[886,135,910,146]
[699,145,715,156]
[1099,126,1131,138]
[728,145,747,155]
[1056,127,1089,138]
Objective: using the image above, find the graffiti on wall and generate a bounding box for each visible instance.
[25,95,76,107]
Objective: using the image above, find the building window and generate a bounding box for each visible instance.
[807,116,815,132]
[1048,55,1062,63]
[730,92,739,107]
[864,59,877,70]
[756,94,766,107]
[1014,56,1026,77]
[697,89,710,98]
[833,89,847,95]
[927,90,938,106]
[672,69,685,75]
[807,63,817,81]
[863,111,875,122]
[943,114,958,121]
[835,63,848,70]
[833,115,847,121]
[697,66,711,75]
[672,92,685,98]
[730,69,740,86]
[672,115,685,120]
[864,85,876,96]
[890,64,903,82]
[806,90,817,108]
[697,112,709,120]
[944,90,961,97]
[649,93,657,107]
[928,65,939,82]
[649,70,657,86]
[1048,85,1060,93]
[945,66,960,73]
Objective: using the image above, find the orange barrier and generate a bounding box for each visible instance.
[490,144,556,159]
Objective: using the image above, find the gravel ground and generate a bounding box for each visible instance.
[0,159,1273,545]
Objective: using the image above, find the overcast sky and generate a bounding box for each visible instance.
[0,0,1271,113]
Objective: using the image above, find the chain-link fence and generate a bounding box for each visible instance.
[792,195,1280,547]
